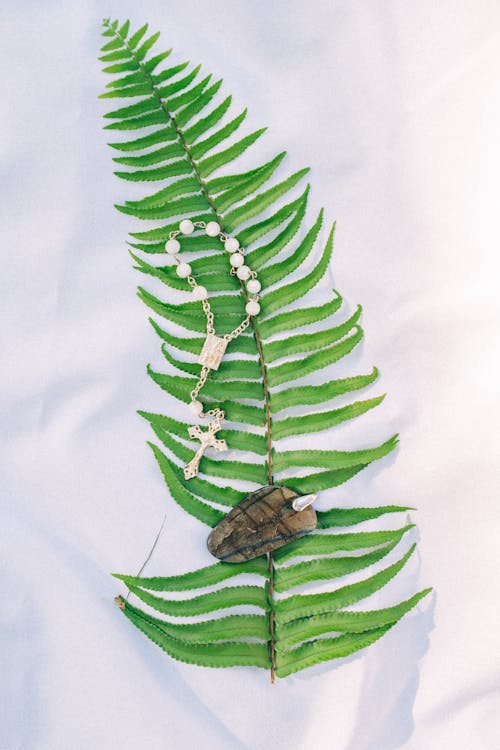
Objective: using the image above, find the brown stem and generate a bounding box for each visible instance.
[105,20,276,679]
[267,552,276,683]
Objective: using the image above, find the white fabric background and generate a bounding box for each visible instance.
[1,2,499,748]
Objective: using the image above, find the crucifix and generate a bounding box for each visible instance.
[183,416,228,480]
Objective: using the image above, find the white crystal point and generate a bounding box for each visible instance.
[205,221,221,237]
[292,493,317,512]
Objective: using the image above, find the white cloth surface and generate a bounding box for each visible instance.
[1,1,499,748]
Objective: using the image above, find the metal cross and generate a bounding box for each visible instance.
[183,417,227,480]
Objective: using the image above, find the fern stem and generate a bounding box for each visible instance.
[105,19,277,680]
[267,552,276,683]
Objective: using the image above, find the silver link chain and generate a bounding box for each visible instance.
[189,366,210,403]
[224,315,251,342]
[170,221,260,419]
[201,299,215,335]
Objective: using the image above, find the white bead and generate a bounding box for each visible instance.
[205,221,221,237]
[230,252,244,268]
[247,278,261,294]
[179,219,194,234]
[189,400,203,416]
[224,237,240,253]
[236,265,251,280]
[246,300,260,316]
[165,238,180,255]
[191,285,208,301]
[176,262,191,278]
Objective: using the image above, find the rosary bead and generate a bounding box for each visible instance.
[165,238,180,254]
[176,262,192,278]
[247,278,261,294]
[189,400,203,416]
[205,221,221,237]
[230,252,244,268]
[224,237,240,253]
[179,219,194,234]
[245,300,260,316]
[236,265,251,280]
[192,284,208,301]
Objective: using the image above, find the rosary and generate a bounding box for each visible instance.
[166,218,317,562]
[166,217,261,479]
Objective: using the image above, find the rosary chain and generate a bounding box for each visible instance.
[189,366,210,403]
[169,220,261,418]
[202,299,215,336]
[224,315,251,342]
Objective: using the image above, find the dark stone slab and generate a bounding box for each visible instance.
[207,484,317,563]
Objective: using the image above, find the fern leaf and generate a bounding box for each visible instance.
[258,291,342,338]
[271,368,379,411]
[127,583,268,616]
[275,627,392,678]
[276,589,432,650]
[125,605,269,644]
[114,556,267,591]
[100,18,430,680]
[273,525,414,563]
[274,546,416,624]
[274,436,397,472]
[122,600,269,668]
[273,541,401,592]
[316,504,413,528]
[272,395,386,440]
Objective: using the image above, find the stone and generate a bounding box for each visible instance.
[207,484,317,563]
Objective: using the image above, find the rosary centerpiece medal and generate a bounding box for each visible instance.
[198,332,228,370]
[169,219,318,561]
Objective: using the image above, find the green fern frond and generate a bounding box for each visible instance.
[100,18,431,680]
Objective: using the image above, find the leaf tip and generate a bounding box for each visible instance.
[146,439,159,455]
